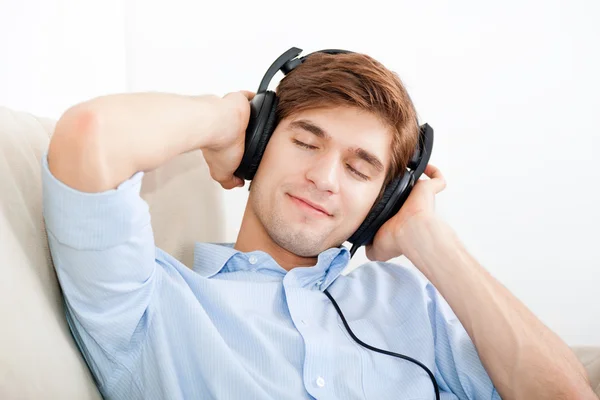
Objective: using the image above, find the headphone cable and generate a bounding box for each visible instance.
[323,289,440,400]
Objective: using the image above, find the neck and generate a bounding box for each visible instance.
[234,203,318,271]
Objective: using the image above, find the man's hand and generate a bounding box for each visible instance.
[365,164,447,262]
[201,90,254,190]
[365,164,595,399]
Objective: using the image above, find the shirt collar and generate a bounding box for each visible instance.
[192,242,350,290]
[193,242,239,278]
[287,245,350,291]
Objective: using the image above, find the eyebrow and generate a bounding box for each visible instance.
[289,119,385,173]
[290,120,330,139]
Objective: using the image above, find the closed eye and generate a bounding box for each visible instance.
[293,139,370,180]
[347,165,369,180]
[293,139,317,150]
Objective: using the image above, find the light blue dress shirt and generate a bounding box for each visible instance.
[41,152,500,400]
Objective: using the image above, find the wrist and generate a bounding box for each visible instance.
[398,216,462,276]
[191,94,230,151]
[202,92,249,152]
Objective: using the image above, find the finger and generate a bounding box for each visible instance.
[428,177,446,193]
[239,90,256,100]
[365,244,375,261]
[426,164,446,186]
[424,164,443,180]
[365,243,388,262]
[220,176,244,190]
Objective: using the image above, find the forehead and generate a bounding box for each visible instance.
[281,106,392,158]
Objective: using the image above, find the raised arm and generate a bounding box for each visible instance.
[42,90,252,389]
[48,90,252,192]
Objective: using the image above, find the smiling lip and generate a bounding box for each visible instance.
[288,195,332,217]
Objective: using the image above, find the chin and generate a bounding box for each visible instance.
[251,184,348,255]
[267,228,322,257]
[268,222,351,257]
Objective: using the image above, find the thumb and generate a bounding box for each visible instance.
[366,242,396,262]
[365,244,378,261]
[239,90,256,101]
[428,177,447,194]
[220,176,244,190]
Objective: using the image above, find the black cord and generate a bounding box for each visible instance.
[323,289,440,400]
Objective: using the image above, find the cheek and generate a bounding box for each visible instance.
[260,135,292,168]
[260,141,305,182]
[254,141,281,179]
[341,186,378,222]
[252,148,297,195]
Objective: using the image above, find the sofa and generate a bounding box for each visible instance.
[1,104,598,399]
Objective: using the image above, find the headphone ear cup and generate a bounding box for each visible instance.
[246,95,278,180]
[348,173,414,248]
[234,91,278,180]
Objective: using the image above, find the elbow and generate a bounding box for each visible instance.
[50,103,100,145]
[48,106,110,192]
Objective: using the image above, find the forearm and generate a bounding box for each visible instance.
[48,92,226,192]
[402,217,593,399]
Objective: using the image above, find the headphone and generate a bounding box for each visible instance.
[234,47,434,257]
[233,48,441,398]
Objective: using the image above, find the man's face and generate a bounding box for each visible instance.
[248,105,392,257]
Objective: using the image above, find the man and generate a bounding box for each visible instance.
[43,49,594,399]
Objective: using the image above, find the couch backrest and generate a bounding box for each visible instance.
[0,105,225,399]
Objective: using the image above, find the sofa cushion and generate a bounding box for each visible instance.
[0,106,101,399]
[0,105,225,399]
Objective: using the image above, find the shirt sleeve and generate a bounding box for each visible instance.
[425,282,502,399]
[41,151,158,360]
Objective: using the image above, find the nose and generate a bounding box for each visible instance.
[305,151,340,194]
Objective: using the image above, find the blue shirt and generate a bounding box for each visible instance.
[41,152,500,400]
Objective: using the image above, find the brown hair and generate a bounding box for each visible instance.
[275,51,419,190]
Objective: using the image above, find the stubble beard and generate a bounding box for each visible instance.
[249,182,335,257]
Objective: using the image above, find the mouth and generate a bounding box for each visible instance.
[287,194,332,217]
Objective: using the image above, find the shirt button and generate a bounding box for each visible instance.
[316,376,325,388]
[248,255,258,264]
[300,319,309,326]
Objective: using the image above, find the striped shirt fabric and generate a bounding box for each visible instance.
[41,152,500,400]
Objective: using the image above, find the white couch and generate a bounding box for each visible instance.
[1,105,598,398]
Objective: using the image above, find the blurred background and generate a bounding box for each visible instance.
[1,0,598,346]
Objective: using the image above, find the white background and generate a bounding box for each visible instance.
[1,0,599,346]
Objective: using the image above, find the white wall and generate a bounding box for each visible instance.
[1,0,598,346]
[0,0,128,118]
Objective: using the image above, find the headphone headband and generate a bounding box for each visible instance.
[257,47,302,93]
[257,47,354,93]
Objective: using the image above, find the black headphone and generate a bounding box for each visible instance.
[234,47,434,257]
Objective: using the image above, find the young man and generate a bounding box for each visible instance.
[43,50,594,400]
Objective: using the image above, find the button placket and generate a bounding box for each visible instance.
[284,283,331,396]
